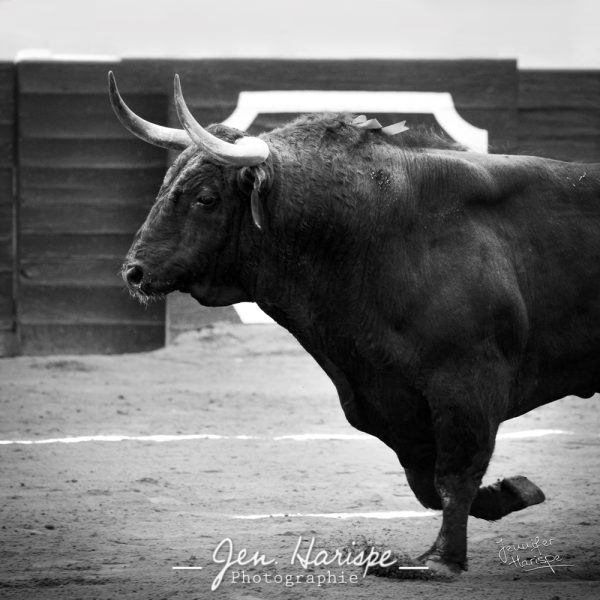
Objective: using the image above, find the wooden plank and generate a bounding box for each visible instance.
[0,271,13,295]
[19,200,155,235]
[0,194,11,216]
[0,309,13,328]
[0,93,14,123]
[0,124,14,166]
[20,323,164,355]
[0,272,14,334]
[18,59,517,108]
[20,256,127,287]
[0,202,12,239]
[171,59,518,109]
[519,70,600,109]
[0,168,12,202]
[19,138,166,169]
[0,64,15,170]
[0,63,15,123]
[518,106,599,162]
[0,300,12,324]
[0,63,15,91]
[518,108,600,140]
[0,331,18,357]
[21,233,133,260]
[19,93,166,140]
[17,60,174,94]
[517,71,599,162]
[0,64,15,354]
[0,192,11,211]
[0,236,11,267]
[19,166,165,205]
[15,61,171,355]
[19,284,164,325]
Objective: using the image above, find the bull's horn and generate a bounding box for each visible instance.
[108,71,191,151]
[174,74,269,166]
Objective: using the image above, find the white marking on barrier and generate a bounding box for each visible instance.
[231,510,437,520]
[223,91,488,152]
[0,429,576,446]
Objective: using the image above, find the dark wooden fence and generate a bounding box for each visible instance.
[518,70,600,162]
[0,62,16,355]
[0,60,597,355]
[17,61,168,354]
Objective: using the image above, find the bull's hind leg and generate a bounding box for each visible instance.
[470,475,545,520]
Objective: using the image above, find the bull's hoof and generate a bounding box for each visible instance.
[416,550,465,579]
[501,475,545,510]
[421,556,463,579]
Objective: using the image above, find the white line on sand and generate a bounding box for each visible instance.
[0,434,258,445]
[273,433,370,441]
[231,511,437,520]
[0,429,575,446]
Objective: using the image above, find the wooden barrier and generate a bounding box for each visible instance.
[0,62,16,355]
[0,60,595,355]
[17,60,169,354]
[518,70,600,162]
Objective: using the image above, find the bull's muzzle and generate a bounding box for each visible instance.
[122,261,178,298]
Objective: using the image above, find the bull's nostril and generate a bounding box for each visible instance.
[125,265,144,286]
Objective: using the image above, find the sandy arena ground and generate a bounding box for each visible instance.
[0,323,598,599]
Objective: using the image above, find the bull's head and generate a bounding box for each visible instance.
[109,72,271,306]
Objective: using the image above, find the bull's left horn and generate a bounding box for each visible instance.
[108,71,191,150]
[174,74,269,166]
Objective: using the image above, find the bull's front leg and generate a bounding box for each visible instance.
[419,470,487,574]
[416,358,508,575]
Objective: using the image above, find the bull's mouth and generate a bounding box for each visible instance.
[121,264,189,302]
[126,280,178,303]
[121,259,246,307]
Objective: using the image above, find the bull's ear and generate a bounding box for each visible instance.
[250,166,267,231]
[238,166,268,231]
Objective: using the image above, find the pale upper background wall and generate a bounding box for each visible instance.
[0,0,598,68]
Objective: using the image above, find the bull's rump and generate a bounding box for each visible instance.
[486,158,600,412]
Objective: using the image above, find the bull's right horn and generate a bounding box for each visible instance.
[173,74,269,166]
[108,71,191,151]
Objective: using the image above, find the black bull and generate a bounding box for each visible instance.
[110,73,600,576]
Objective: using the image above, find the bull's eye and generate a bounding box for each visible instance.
[193,195,218,208]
